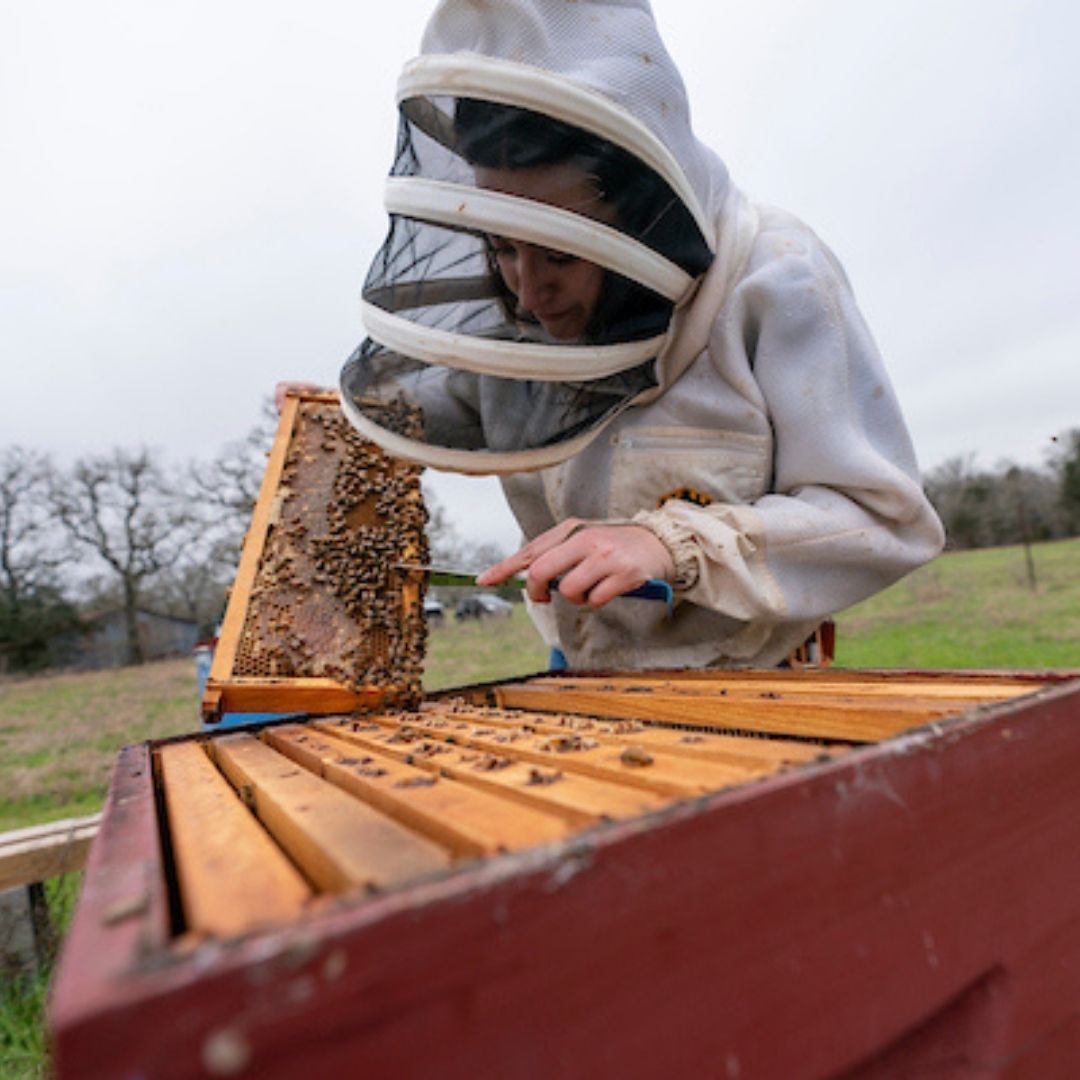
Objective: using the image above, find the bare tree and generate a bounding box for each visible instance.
[171,399,280,632]
[187,397,278,550]
[0,447,77,669]
[51,448,194,664]
[924,454,991,549]
[148,534,236,634]
[0,447,61,607]
[424,495,465,566]
[422,490,508,571]
[925,453,1070,550]
[1048,428,1080,534]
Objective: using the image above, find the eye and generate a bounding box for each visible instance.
[488,236,517,259]
[545,251,579,267]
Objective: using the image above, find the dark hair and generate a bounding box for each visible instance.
[454,98,712,343]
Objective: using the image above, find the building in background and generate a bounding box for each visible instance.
[46,609,200,670]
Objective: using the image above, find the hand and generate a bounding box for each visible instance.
[273,381,332,412]
[477,518,675,607]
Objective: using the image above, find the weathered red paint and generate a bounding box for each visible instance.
[49,744,172,1066]
[50,679,1080,1079]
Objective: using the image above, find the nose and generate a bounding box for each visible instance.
[513,248,554,315]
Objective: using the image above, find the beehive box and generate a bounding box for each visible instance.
[50,667,1080,1078]
[202,391,428,722]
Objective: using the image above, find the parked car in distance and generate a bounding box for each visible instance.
[455,594,514,621]
[423,597,445,625]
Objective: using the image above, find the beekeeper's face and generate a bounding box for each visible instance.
[476,162,614,341]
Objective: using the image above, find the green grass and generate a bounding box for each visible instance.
[0,971,48,1080]
[834,537,1080,668]
[0,661,201,832]
[0,792,105,837]
[0,874,81,1080]
[423,604,549,691]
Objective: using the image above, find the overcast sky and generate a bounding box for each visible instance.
[3,1,1078,554]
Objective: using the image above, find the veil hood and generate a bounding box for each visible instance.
[340,0,756,474]
[419,0,730,225]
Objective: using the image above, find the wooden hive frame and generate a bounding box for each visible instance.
[202,391,427,723]
[50,666,1080,1078]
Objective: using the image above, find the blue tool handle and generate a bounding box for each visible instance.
[550,576,672,608]
[622,578,673,605]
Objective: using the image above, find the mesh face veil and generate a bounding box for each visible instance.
[340,53,715,474]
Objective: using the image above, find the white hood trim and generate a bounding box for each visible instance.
[397,53,715,249]
[360,300,667,381]
[339,377,638,475]
[656,186,760,388]
[385,177,694,303]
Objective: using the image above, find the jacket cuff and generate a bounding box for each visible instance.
[632,509,700,591]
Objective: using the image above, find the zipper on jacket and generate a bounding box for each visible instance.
[611,431,765,453]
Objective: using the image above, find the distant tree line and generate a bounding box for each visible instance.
[924,429,1080,550]
[0,418,273,673]
[3,414,1075,674]
[0,402,494,674]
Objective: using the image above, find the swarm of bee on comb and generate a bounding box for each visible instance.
[233,398,429,704]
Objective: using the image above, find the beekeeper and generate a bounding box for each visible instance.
[338,0,945,669]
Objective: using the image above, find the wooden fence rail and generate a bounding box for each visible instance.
[0,813,100,892]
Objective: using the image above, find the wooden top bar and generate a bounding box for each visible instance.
[137,667,1077,945]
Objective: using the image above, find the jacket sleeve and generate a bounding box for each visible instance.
[634,233,945,623]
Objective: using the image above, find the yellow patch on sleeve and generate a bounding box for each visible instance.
[657,486,713,509]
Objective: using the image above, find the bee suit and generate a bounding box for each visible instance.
[341,0,945,668]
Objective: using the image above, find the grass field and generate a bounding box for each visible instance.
[834,536,1080,668]
[0,660,200,833]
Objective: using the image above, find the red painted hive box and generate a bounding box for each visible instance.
[48,666,1080,1078]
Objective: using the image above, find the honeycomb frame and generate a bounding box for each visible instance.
[202,391,428,723]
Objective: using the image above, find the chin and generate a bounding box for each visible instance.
[541,317,585,340]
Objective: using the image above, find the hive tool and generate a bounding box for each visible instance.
[396,564,674,617]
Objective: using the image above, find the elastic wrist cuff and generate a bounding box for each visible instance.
[632,509,700,591]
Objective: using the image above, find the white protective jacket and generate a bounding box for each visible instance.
[504,197,946,668]
[350,0,945,669]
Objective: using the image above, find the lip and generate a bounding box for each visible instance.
[518,305,572,325]
[535,309,575,325]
